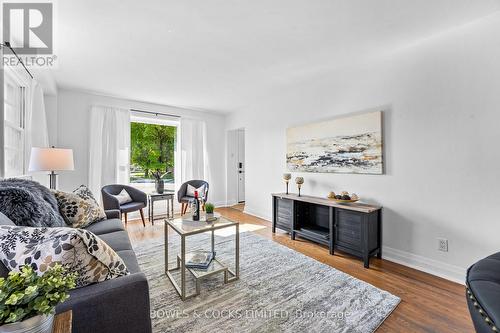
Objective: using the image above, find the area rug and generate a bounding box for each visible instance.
[134,231,400,333]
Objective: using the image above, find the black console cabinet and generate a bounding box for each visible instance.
[272,193,382,268]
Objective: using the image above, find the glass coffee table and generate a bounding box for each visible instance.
[164,215,239,300]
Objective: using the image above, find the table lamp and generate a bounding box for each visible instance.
[28,147,74,189]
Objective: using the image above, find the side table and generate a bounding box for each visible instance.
[164,216,239,300]
[148,191,175,224]
[53,310,72,333]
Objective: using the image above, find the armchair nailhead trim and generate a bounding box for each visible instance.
[467,286,498,332]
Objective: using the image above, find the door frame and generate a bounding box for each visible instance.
[226,128,245,206]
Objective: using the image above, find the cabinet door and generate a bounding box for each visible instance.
[276,198,293,231]
[335,209,363,251]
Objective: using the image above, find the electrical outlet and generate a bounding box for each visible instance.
[437,238,448,252]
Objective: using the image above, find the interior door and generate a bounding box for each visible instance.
[237,129,245,202]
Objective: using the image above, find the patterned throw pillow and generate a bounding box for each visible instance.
[186,184,206,198]
[0,225,129,288]
[53,185,106,228]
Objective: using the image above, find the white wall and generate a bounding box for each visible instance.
[55,89,227,206]
[44,94,58,146]
[226,14,500,283]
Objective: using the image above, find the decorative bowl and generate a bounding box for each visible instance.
[331,198,359,203]
[327,191,359,203]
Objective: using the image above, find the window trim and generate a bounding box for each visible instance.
[2,67,29,178]
[129,116,180,186]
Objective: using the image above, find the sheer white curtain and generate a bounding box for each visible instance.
[25,80,50,153]
[89,106,130,200]
[180,118,209,187]
[25,80,50,185]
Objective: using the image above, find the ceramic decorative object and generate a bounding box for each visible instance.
[283,173,291,194]
[295,177,304,196]
[0,314,54,333]
[152,169,165,194]
[329,191,360,203]
[155,179,164,194]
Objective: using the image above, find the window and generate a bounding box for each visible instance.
[130,118,178,189]
[3,72,26,177]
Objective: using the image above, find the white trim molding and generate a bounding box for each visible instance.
[242,207,272,224]
[382,246,466,285]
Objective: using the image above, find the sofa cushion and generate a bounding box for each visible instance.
[97,230,134,252]
[84,218,124,235]
[53,188,106,228]
[0,212,14,226]
[120,201,146,213]
[0,225,129,288]
[0,187,65,227]
[116,250,141,274]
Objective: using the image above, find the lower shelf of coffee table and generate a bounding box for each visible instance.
[177,255,228,279]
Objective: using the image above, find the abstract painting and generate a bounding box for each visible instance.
[286,111,383,174]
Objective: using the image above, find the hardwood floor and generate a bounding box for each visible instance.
[125,205,473,333]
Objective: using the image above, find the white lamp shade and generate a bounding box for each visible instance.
[29,147,75,172]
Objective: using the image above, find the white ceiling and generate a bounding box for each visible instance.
[53,0,500,113]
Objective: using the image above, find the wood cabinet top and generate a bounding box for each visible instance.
[272,193,381,213]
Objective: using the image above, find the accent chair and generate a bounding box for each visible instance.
[177,180,209,215]
[101,184,147,226]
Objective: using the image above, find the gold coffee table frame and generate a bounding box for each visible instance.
[164,217,239,300]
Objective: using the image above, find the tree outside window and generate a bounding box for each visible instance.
[130,122,176,183]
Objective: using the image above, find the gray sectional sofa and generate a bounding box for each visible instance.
[0,210,152,333]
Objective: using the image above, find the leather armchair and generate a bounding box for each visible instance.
[102,184,148,226]
[466,252,500,333]
[177,180,209,215]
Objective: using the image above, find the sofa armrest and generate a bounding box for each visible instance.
[101,190,120,211]
[56,273,151,333]
[105,209,121,220]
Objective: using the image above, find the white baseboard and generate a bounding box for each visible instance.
[242,207,272,222]
[382,246,466,285]
[223,200,238,207]
[213,200,230,207]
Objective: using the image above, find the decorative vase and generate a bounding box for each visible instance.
[0,314,54,333]
[283,173,291,194]
[155,179,164,194]
[206,212,214,220]
[295,177,304,197]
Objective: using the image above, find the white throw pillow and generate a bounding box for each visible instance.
[114,189,133,205]
[186,184,206,198]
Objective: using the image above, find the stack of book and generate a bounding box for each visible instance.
[185,251,215,269]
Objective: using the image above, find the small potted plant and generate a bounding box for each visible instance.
[205,202,215,221]
[0,264,76,333]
